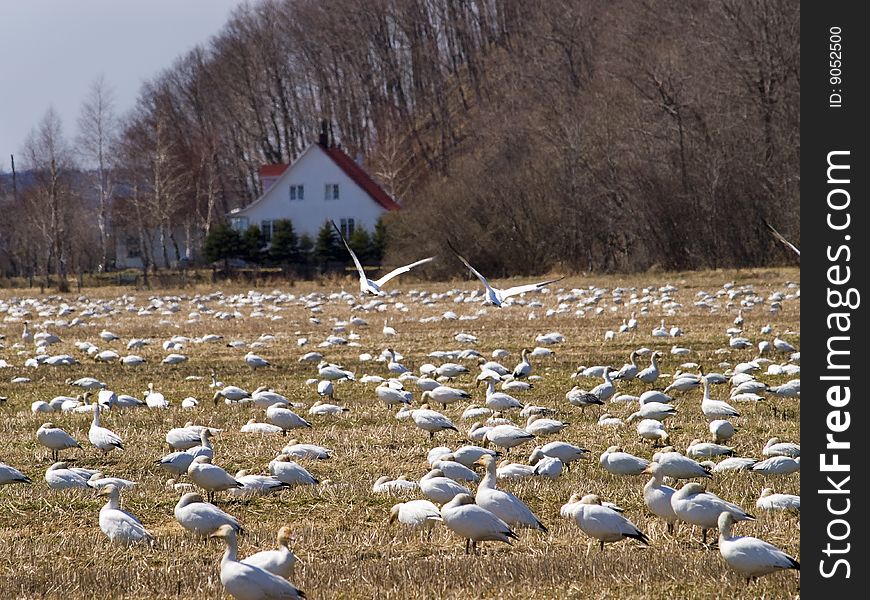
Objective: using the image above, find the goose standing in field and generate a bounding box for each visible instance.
[482,379,522,412]
[422,386,471,409]
[145,382,169,409]
[701,377,740,420]
[635,419,669,446]
[670,482,755,544]
[375,382,413,408]
[599,446,649,475]
[718,511,800,581]
[268,456,319,486]
[511,349,533,379]
[565,386,604,412]
[244,351,271,370]
[589,369,616,402]
[0,462,32,485]
[251,387,290,409]
[331,219,435,296]
[213,386,252,405]
[637,351,663,383]
[709,420,736,443]
[389,500,443,535]
[652,449,712,480]
[241,526,297,579]
[210,525,305,600]
[756,488,800,512]
[440,493,518,554]
[561,493,649,550]
[265,405,312,435]
[411,404,459,439]
[641,463,678,533]
[484,424,535,453]
[430,454,479,483]
[419,469,471,505]
[475,455,547,532]
[89,401,123,454]
[613,351,640,381]
[627,402,677,423]
[175,493,242,537]
[524,414,569,436]
[529,442,589,468]
[97,484,153,545]
[36,422,81,461]
[157,429,215,476]
[166,424,218,451]
[187,456,244,502]
[447,241,564,308]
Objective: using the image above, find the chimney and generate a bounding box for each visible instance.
[319,120,329,147]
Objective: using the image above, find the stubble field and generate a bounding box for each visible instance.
[0,267,800,599]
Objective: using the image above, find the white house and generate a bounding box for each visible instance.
[228,136,401,242]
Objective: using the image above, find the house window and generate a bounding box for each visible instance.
[261,220,273,242]
[289,184,304,201]
[230,217,249,231]
[324,183,339,200]
[339,218,355,238]
[126,236,141,258]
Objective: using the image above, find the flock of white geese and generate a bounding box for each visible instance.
[0,242,800,598]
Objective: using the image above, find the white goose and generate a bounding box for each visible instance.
[448,242,564,308]
[211,524,305,600]
[599,446,649,475]
[636,351,663,383]
[561,493,649,550]
[97,484,153,545]
[670,482,754,544]
[410,406,459,439]
[332,219,435,296]
[145,382,169,409]
[0,462,32,485]
[44,462,91,490]
[265,405,312,435]
[227,471,289,497]
[701,377,740,420]
[440,493,518,554]
[89,402,124,454]
[36,422,81,461]
[484,424,535,453]
[174,493,242,537]
[419,468,471,505]
[641,463,678,533]
[389,500,443,532]
[718,511,799,580]
[187,456,243,502]
[475,455,547,532]
[241,526,297,579]
[756,488,800,512]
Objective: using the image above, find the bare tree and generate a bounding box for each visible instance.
[23,108,76,292]
[77,76,118,272]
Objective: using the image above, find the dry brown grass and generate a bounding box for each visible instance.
[0,267,799,599]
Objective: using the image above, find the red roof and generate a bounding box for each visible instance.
[258,144,402,211]
[318,142,402,211]
[259,164,289,178]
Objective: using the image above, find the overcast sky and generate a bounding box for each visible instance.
[0,0,246,172]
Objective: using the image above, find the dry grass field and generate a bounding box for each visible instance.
[0,267,800,599]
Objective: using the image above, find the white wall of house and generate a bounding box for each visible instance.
[228,145,389,241]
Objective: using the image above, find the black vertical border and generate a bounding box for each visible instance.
[803,3,869,596]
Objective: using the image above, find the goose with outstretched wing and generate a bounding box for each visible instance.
[763,220,800,258]
[447,240,564,307]
[331,220,435,296]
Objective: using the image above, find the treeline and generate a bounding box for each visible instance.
[201,219,386,274]
[0,0,799,289]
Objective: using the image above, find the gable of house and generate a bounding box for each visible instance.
[228,143,400,238]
